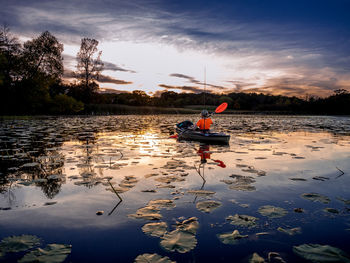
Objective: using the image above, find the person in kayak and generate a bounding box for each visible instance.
[196,110,213,132]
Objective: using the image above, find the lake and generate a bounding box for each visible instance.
[1,115,350,263]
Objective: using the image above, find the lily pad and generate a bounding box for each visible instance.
[226,214,258,228]
[148,199,176,209]
[160,230,197,253]
[229,184,256,191]
[301,193,330,204]
[323,208,339,214]
[187,190,216,196]
[128,205,162,220]
[250,252,265,263]
[142,222,168,237]
[0,235,40,253]
[217,230,248,245]
[18,244,72,263]
[268,252,286,263]
[293,244,350,263]
[258,205,288,218]
[134,253,175,263]
[175,217,199,234]
[337,197,350,205]
[196,200,222,213]
[277,227,301,235]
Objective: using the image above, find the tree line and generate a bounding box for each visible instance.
[95,89,350,114]
[1,25,349,115]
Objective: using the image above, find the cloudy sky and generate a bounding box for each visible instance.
[2,0,350,97]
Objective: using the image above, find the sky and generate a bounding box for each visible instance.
[1,0,350,97]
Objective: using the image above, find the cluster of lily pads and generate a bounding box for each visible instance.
[0,234,71,263]
[1,115,350,262]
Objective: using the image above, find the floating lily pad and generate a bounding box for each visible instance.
[277,227,301,235]
[293,244,350,263]
[228,174,256,191]
[323,208,339,214]
[258,205,288,218]
[229,184,256,191]
[134,253,175,263]
[0,235,40,253]
[128,205,162,220]
[289,178,307,181]
[294,208,304,213]
[268,252,286,263]
[196,200,222,213]
[141,189,156,193]
[18,244,72,263]
[142,222,167,237]
[148,199,175,209]
[217,230,248,245]
[337,197,350,205]
[155,176,184,184]
[313,176,329,181]
[226,214,258,228]
[44,202,57,206]
[175,217,199,234]
[250,252,265,263]
[301,193,331,204]
[21,162,39,168]
[187,190,215,196]
[160,230,197,253]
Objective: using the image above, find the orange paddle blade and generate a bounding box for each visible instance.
[213,159,226,168]
[169,134,178,139]
[215,102,228,113]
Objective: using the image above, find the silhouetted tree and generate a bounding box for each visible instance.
[75,38,104,102]
[21,31,63,80]
[0,24,21,84]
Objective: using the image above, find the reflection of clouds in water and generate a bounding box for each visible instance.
[0,115,350,261]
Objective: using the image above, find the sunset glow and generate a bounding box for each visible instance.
[2,0,350,97]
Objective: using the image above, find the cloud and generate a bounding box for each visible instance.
[63,70,132,85]
[170,73,197,82]
[244,75,350,98]
[103,61,136,73]
[63,54,136,75]
[226,80,256,91]
[2,0,350,97]
[170,73,227,90]
[99,88,130,94]
[159,84,204,93]
[98,74,132,85]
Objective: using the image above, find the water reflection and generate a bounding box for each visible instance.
[0,115,350,262]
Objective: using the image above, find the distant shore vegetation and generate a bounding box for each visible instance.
[1,26,349,115]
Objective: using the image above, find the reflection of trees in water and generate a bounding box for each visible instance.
[0,122,66,199]
[37,180,62,199]
[76,133,105,188]
[0,181,17,207]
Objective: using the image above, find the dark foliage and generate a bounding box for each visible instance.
[0,26,84,115]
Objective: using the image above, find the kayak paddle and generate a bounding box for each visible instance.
[215,102,228,113]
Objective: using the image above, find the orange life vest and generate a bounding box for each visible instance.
[196,118,213,130]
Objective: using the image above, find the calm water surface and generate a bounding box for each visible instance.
[1,115,350,262]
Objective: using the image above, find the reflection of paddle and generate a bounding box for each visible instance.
[213,159,226,168]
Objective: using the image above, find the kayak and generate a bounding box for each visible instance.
[176,121,230,144]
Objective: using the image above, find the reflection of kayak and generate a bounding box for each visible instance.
[176,121,230,144]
